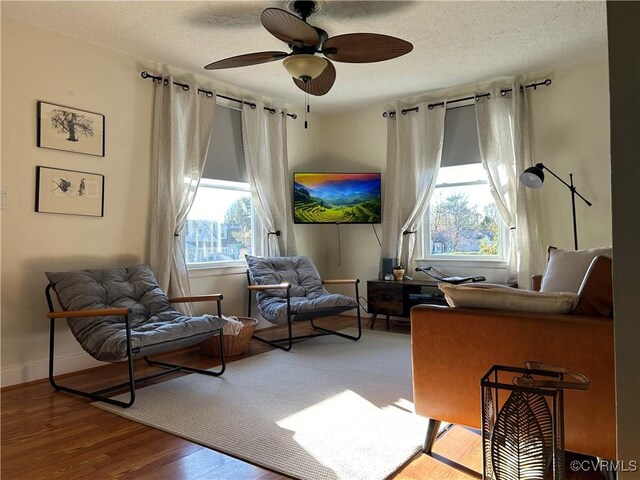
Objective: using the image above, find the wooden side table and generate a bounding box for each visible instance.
[366,278,447,329]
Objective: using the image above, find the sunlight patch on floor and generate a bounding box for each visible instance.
[277,390,427,477]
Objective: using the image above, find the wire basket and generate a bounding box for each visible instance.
[199,317,258,357]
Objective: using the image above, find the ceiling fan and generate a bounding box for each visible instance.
[204,0,413,96]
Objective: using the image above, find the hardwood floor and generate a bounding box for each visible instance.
[1,317,605,479]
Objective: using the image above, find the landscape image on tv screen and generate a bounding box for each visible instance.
[293,172,382,224]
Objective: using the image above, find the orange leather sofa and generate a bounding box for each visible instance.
[410,256,616,460]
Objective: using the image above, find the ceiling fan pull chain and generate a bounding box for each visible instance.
[305,91,309,129]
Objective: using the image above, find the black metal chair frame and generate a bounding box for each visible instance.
[246,271,362,351]
[45,284,226,408]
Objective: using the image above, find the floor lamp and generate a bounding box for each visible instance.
[520,163,592,250]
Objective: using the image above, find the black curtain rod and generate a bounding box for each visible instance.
[140,71,297,119]
[382,79,551,118]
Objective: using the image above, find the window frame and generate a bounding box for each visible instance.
[185,178,258,272]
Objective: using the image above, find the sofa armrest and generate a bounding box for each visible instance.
[410,305,615,459]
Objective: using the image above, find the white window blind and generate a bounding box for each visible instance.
[441,104,481,167]
[201,105,247,182]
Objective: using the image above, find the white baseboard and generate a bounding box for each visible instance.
[1,352,106,388]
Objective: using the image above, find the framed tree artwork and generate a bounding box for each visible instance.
[35,166,105,217]
[37,101,105,157]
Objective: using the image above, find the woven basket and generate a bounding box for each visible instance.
[199,317,258,357]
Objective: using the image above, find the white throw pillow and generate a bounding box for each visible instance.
[540,247,612,293]
[438,283,579,314]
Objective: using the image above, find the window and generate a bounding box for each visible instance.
[424,104,507,260]
[185,104,255,267]
[186,179,254,265]
[428,163,505,257]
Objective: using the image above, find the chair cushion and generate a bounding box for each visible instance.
[438,282,579,314]
[259,294,357,325]
[540,246,612,293]
[246,255,325,298]
[45,265,226,362]
[246,255,357,325]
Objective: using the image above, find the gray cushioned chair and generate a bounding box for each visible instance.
[245,255,362,351]
[45,264,227,407]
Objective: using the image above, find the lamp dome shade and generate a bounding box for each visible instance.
[283,54,327,80]
[520,164,545,189]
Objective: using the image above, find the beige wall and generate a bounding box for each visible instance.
[1,16,155,384]
[528,59,612,250]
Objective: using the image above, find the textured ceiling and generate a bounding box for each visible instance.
[1,1,608,113]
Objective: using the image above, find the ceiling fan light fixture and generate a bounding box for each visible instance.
[283,54,327,80]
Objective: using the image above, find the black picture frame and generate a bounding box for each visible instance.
[35,166,105,217]
[37,101,105,157]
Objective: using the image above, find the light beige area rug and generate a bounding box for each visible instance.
[94,329,428,480]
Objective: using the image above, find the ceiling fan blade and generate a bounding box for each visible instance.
[261,8,320,46]
[204,51,288,70]
[322,33,413,63]
[293,59,336,96]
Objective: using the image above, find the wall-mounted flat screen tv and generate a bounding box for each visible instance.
[293,172,382,224]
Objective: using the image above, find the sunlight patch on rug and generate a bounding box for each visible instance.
[277,390,423,478]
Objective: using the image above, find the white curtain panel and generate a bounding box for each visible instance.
[242,102,297,257]
[381,103,446,269]
[475,83,543,287]
[512,83,544,285]
[149,78,216,309]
